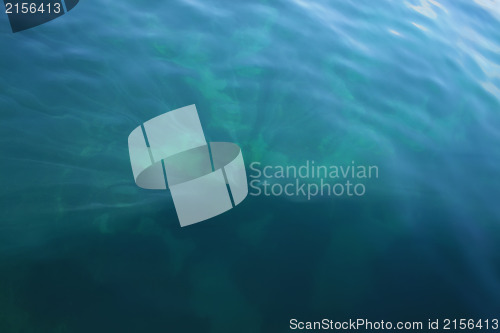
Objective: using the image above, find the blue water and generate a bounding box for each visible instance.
[1,0,500,332]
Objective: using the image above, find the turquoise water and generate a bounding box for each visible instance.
[1,0,500,332]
